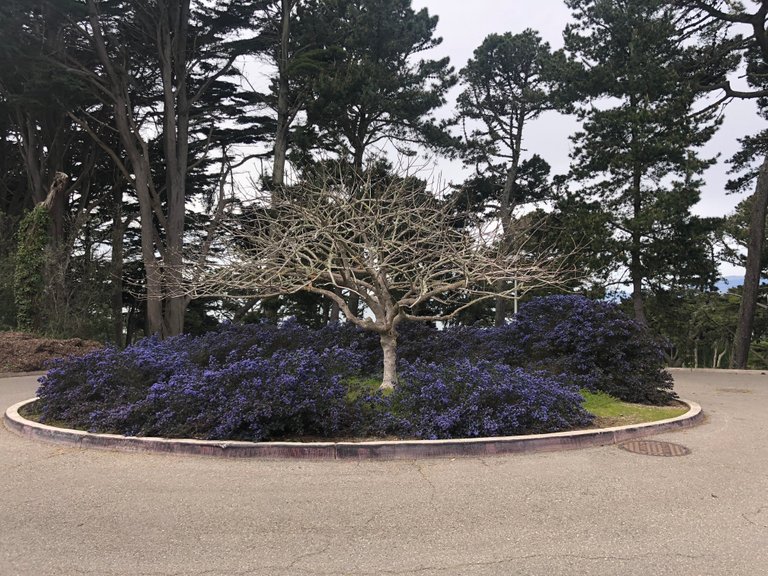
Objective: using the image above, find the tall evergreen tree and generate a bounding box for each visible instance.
[53,0,256,337]
[455,30,566,324]
[677,0,768,367]
[284,0,456,319]
[0,0,115,333]
[564,0,721,325]
[296,0,456,172]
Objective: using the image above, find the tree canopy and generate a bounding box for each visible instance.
[0,0,764,370]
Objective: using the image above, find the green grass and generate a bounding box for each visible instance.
[581,390,688,427]
[342,376,386,402]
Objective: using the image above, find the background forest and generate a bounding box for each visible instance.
[1,0,767,370]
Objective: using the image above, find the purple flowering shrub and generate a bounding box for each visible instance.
[395,321,485,364]
[386,359,593,439]
[36,337,194,433]
[502,296,675,404]
[136,346,367,440]
[38,341,371,440]
[35,296,674,440]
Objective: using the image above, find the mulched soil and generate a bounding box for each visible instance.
[0,332,102,373]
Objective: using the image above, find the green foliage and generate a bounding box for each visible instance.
[0,212,17,329]
[644,289,740,368]
[295,0,456,169]
[525,189,615,292]
[564,0,722,315]
[13,205,50,332]
[455,29,566,212]
[720,195,768,273]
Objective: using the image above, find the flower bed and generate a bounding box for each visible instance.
[33,296,675,441]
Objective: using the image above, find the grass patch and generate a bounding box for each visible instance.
[582,390,688,428]
[342,376,386,402]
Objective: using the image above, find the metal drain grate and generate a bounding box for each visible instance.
[618,440,691,457]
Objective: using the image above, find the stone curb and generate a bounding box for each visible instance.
[0,371,47,379]
[3,397,704,460]
[667,367,768,376]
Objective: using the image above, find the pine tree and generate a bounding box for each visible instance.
[455,29,566,324]
[565,0,721,325]
[296,0,456,172]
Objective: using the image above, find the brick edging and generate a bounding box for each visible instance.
[3,398,704,460]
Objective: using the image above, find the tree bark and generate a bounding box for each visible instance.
[329,289,341,323]
[84,0,202,338]
[630,161,648,326]
[732,156,768,368]
[272,0,291,191]
[110,178,125,347]
[42,172,69,324]
[494,110,525,327]
[494,279,507,326]
[379,329,398,390]
[158,0,191,338]
[631,263,647,326]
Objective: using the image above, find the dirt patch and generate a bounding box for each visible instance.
[0,332,102,373]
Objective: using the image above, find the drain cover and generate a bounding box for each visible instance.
[618,440,691,457]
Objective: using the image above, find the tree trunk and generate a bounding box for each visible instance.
[41,172,69,323]
[272,0,291,191]
[630,161,647,326]
[262,297,280,323]
[494,280,507,327]
[162,294,186,338]
[494,111,525,328]
[110,183,125,347]
[631,268,647,326]
[321,296,331,326]
[159,0,190,338]
[716,346,727,369]
[379,330,398,390]
[126,302,136,346]
[329,287,342,323]
[85,0,195,339]
[732,156,768,368]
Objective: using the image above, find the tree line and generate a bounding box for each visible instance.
[0,0,766,369]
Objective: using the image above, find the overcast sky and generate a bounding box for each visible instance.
[412,0,758,229]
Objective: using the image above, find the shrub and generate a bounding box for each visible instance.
[38,343,370,441]
[37,337,200,433]
[137,346,368,441]
[504,295,675,404]
[35,298,674,441]
[395,321,481,364]
[386,359,593,439]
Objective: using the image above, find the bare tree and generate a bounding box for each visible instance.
[190,168,575,389]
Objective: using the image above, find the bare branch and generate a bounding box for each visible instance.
[187,166,582,336]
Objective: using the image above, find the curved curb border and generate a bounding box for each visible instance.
[4,397,704,460]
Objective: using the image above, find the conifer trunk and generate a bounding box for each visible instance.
[732,156,768,368]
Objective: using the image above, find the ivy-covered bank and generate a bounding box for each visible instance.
[34,296,675,442]
[13,205,50,332]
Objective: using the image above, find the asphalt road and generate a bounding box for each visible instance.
[1,369,767,576]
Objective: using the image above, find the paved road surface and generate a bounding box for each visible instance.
[1,370,767,576]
